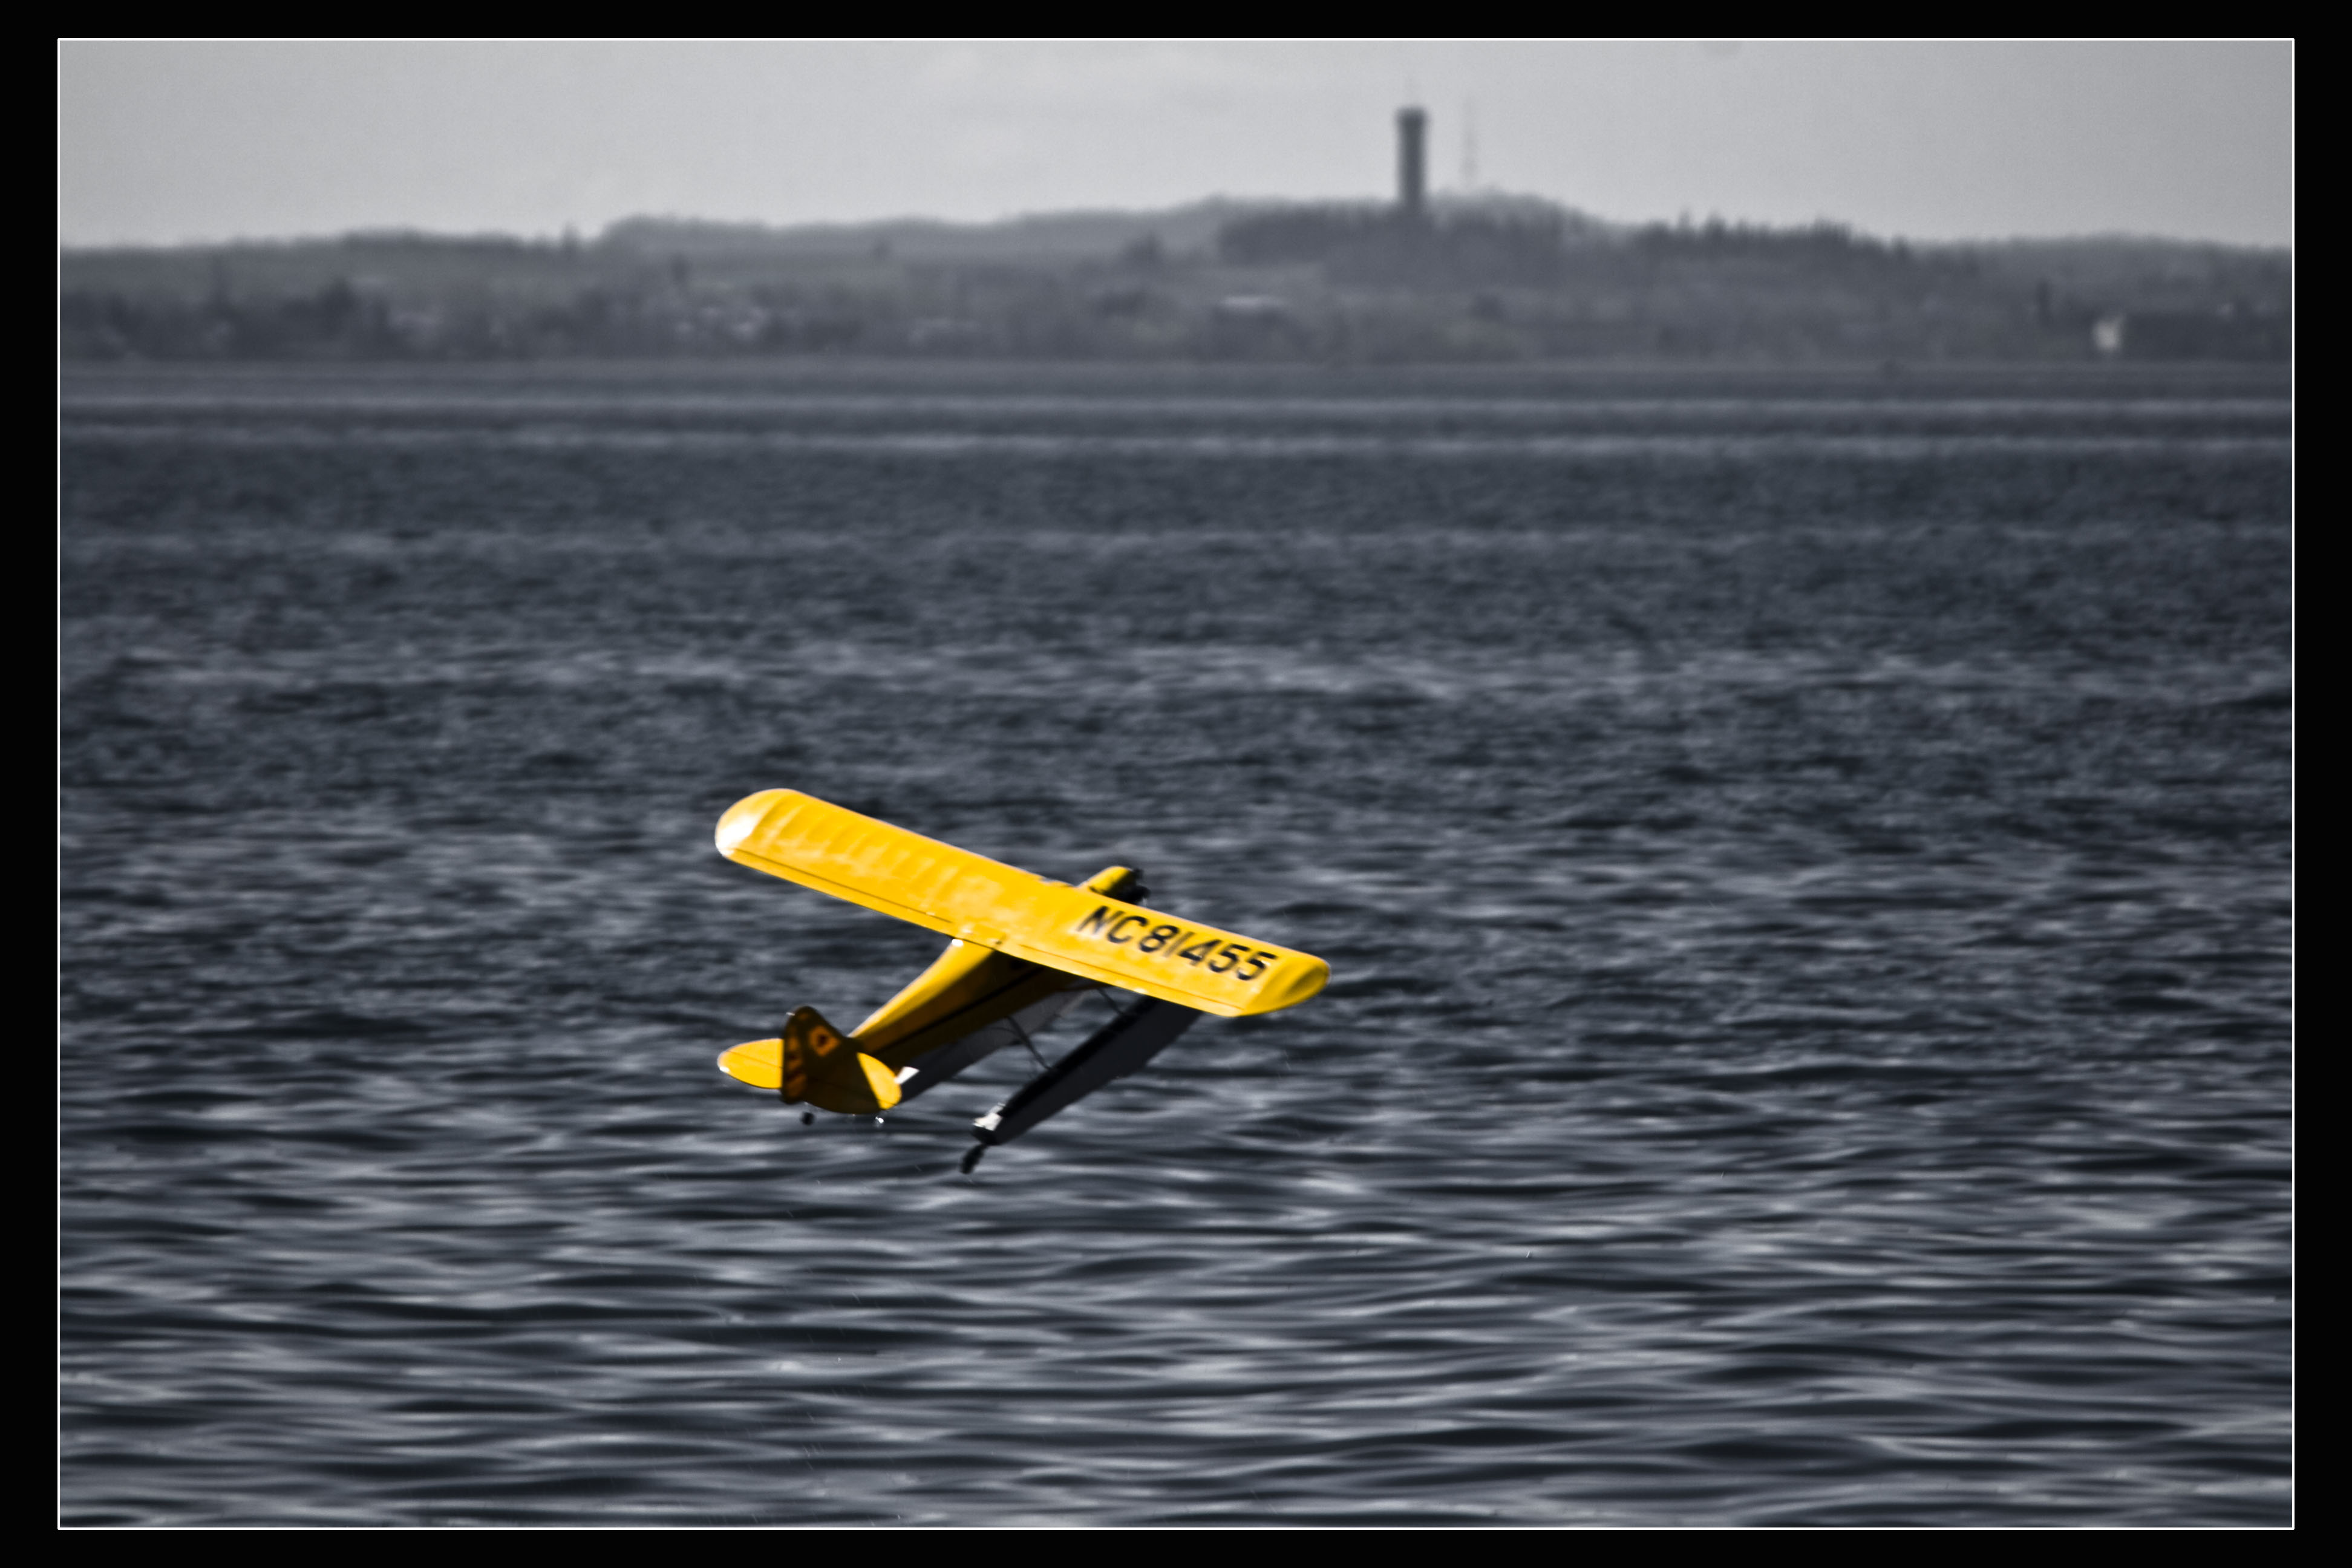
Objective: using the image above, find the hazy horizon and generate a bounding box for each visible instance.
[57,198,2296,259]
[60,41,2293,252]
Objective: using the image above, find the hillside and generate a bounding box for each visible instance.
[60,198,2290,364]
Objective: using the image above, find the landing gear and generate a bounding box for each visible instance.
[960,1145,987,1175]
[800,1111,815,1126]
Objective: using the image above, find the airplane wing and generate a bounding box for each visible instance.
[714,789,1328,1018]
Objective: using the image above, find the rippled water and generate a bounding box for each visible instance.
[62,362,2291,1525]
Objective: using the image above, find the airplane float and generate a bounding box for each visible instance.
[713,790,1331,1172]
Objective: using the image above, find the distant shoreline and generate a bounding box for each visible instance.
[62,209,2291,367]
[60,358,2293,388]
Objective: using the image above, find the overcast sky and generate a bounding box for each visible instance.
[58,41,2293,249]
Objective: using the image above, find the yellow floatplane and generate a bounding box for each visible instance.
[713,790,1330,1171]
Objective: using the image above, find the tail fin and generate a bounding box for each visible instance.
[717,1006,902,1114]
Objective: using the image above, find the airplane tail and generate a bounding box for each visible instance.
[717,1006,903,1115]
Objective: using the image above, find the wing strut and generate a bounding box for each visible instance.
[961,996,1199,1173]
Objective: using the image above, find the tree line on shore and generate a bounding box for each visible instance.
[60,202,2290,364]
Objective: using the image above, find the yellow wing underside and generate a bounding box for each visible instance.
[714,789,1328,1019]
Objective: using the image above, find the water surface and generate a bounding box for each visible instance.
[62,362,2291,1525]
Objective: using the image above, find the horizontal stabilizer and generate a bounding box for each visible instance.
[716,790,1326,1018]
[719,1006,901,1115]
